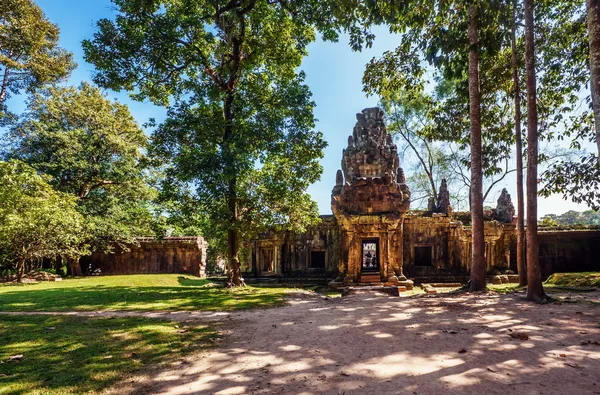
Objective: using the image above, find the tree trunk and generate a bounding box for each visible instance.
[223,90,244,287]
[16,258,25,283]
[0,66,10,106]
[54,256,64,276]
[467,4,487,292]
[226,182,244,287]
[524,0,547,303]
[68,257,82,277]
[511,0,527,286]
[588,0,600,162]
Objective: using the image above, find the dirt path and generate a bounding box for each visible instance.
[102,291,600,395]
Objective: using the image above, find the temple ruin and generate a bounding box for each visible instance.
[243,107,526,285]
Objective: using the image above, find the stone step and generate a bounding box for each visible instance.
[360,274,382,283]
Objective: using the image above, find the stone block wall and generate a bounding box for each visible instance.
[81,237,208,277]
[534,230,600,277]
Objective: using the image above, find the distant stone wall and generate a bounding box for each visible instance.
[538,230,600,277]
[81,237,208,277]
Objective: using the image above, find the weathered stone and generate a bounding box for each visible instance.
[492,188,515,223]
[336,169,343,186]
[331,107,409,215]
[435,179,451,215]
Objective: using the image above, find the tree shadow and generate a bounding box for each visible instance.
[0,284,286,312]
[0,314,216,394]
[113,291,600,394]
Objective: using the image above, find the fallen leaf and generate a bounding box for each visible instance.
[559,354,567,358]
[509,332,529,340]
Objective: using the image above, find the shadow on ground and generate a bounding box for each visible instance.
[114,291,600,395]
[0,278,286,312]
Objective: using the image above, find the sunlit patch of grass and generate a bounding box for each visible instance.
[0,314,217,395]
[545,272,600,287]
[488,283,524,293]
[0,274,290,312]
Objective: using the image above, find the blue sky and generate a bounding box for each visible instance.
[6,0,591,216]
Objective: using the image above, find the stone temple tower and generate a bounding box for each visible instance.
[331,107,412,286]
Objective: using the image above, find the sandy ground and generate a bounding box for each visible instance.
[99,290,600,395]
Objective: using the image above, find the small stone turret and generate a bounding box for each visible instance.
[435,179,451,215]
[492,188,515,223]
[332,107,410,215]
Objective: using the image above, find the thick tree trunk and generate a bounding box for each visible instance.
[54,256,63,276]
[68,257,82,277]
[16,258,25,283]
[524,0,547,303]
[588,0,600,162]
[223,91,244,287]
[226,182,244,287]
[467,4,487,292]
[511,0,527,286]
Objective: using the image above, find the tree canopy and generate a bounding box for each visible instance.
[0,160,85,281]
[7,82,155,273]
[82,0,335,285]
[0,0,75,121]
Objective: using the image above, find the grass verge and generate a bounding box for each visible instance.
[0,274,290,312]
[0,314,217,394]
[545,272,600,287]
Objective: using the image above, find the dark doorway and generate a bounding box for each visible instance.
[414,246,433,266]
[361,239,379,272]
[260,248,274,272]
[310,251,326,269]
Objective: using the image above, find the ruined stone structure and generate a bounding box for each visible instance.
[243,107,523,284]
[82,237,208,276]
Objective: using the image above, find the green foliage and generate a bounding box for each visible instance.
[8,83,156,253]
[362,2,515,187]
[0,314,216,394]
[0,0,75,120]
[0,160,85,278]
[535,0,600,208]
[540,210,600,226]
[82,1,330,280]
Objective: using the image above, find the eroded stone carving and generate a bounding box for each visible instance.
[435,179,451,215]
[492,188,515,223]
[332,107,410,215]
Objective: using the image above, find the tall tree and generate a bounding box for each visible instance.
[8,83,154,275]
[467,3,486,291]
[0,0,75,120]
[510,0,527,286]
[588,0,600,161]
[524,0,547,303]
[362,1,512,292]
[83,1,334,286]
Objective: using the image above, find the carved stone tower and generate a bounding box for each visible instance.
[332,108,412,285]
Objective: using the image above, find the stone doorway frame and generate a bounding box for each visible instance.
[360,238,380,273]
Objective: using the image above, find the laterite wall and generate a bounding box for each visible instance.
[81,237,208,277]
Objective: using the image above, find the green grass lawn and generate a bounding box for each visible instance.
[545,272,600,287]
[0,274,291,312]
[0,314,217,394]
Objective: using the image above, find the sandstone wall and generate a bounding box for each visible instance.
[244,216,340,277]
[81,237,208,277]
[511,230,600,277]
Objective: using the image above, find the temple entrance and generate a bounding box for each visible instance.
[361,239,379,272]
